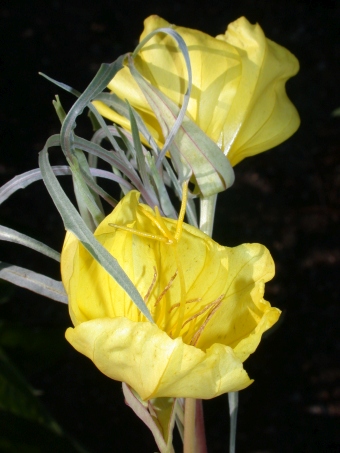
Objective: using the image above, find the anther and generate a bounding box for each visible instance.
[144,267,157,303]
[154,270,178,307]
[189,294,224,346]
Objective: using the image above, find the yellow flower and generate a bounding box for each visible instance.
[62,191,280,400]
[93,15,300,166]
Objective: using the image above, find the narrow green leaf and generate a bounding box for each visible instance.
[228,391,239,453]
[145,154,177,219]
[127,103,153,193]
[77,166,117,208]
[129,61,235,196]
[72,135,157,208]
[0,262,67,304]
[94,92,160,155]
[150,397,177,449]
[60,56,127,162]
[52,95,67,124]
[122,384,175,453]
[39,142,153,322]
[70,155,104,229]
[0,226,60,262]
[0,162,122,207]
[46,60,126,228]
[39,72,81,97]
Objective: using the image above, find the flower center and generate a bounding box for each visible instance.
[109,183,223,346]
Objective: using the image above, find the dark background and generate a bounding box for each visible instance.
[0,0,339,452]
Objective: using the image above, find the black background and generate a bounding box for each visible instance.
[0,0,339,452]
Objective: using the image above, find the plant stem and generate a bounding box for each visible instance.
[182,193,219,453]
[200,193,239,453]
[183,398,197,453]
[199,193,217,236]
[195,400,208,453]
[228,391,239,453]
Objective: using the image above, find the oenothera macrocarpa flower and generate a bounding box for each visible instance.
[62,191,280,400]
[93,15,300,166]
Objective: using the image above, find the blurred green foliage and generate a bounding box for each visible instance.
[0,283,88,452]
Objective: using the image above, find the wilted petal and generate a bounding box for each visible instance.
[66,317,252,400]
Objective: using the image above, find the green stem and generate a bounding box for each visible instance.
[200,193,239,453]
[199,193,217,236]
[228,392,239,453]
[183,398,196,453]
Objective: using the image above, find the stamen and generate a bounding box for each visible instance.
[110,183,190,331]
[181,296,223,330]
[171,246,187,338]
[168,298,201,314]
[175,181,189,241]
[109,223,170,243]
[144,267,157,303]
[154,270,178,307]
[154,207,175,243]
[168,302,180,313]
[190,294,224,346]
[185,298,202,304]
[139,207,174,244]
[110,181,189,246]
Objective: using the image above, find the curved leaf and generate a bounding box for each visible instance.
[0,262,67,304]
[39,141,153,322]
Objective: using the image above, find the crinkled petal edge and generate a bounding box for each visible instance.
[66,317,252,400]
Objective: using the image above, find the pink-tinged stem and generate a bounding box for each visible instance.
[183,399,208,453]
[195,399,208,453]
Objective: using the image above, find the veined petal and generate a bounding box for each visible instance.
[65,317,252,400]
[62,191,280,399]
[94,15,299,166]
[216,17,300,165]
[232,301,281,362]
[192,243,280,352]
[62,191,230,328]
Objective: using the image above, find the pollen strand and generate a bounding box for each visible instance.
[171,246,187,338]
[144,267,157,304]
[175,181,189,241]
[154,270,178,307]
[109,223,169,243]
[139,208,174,244]
[190,294,224,346]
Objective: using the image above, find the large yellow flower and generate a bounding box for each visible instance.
[93,15,300,166]
[62,191,280,400]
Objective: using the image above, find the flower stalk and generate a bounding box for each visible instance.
[228,392,239,453]
[183,398,197,453]
[182,192,219,451]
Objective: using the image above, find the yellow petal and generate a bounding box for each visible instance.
[61,191,281,399]
[62,191,280,353]
[232,301,281,362]
[65,317,252,400]
[94,15,300,166]
[195,243,280,357]
[62,192,233,334]
[216,17,300,165]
